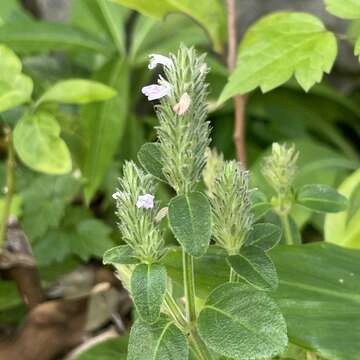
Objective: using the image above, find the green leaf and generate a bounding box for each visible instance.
[324,0,360,19]
[164,244,360,360]
[137,143,166,182]
[198,283,288,359]
[228,246,278,291]
[219,12,337,102]
[74,336,128,360]
[13,111,72,174]
[325,168,360,248]
[128,315,188,360]
[80,58,129,202]
[168,192,211,257]
[250,189,272,220]
[0,281,22,310]
[0,45,33,112]
[297,184,348,213]
[245,223,282,250]
[112,0,225,53]
[0,21,114,54]
[103,245,139,265]
[38,79,117,105]
[131,263,167,323]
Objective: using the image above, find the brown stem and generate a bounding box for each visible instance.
[226,0,247,165]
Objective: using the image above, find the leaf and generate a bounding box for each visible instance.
[0,45,33,112]
[324,0,360,19]
[137,143,166,182]
[80,58,129,202]
[228,246,278,291]
[325,168,360,248]
[164,244,360,360]
[13,111,72,174]
[245,223,282,250]
[219,12,337,102]
[103,245,139,265]
[128,316,188,360]
[38,79,117,105]
[197,283,288,359]
[74,336,128,360]
[131,263,167,323]
[168,192,211,257]
[296,184,348,213]
[112,0,225,53]
[0,20,114,54]
[250,189,272,220]
[0,281,22,310]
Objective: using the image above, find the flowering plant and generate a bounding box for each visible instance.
[103,46,348,360]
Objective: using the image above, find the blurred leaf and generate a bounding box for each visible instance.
[325,168,360,248]
[13,111,72,174]
[324,0,360,19]
[38,79,116,105]
[0,281,22,310]
[164,243,360,360]
[198,283,287,359]
[0,0,32,24]
[0,20,114,54]
[297,184,348,213]
[74,336,128,360]
[113,0,225,53]
[0,45,33,112]
[219,12,337,102]
[80,58,129,202]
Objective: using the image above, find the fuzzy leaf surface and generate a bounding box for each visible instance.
[245,223,282,250]
[219,12,337,102]
[198,283,288,359]
[168,192,211,257]
[131,263,166,323]
[324,0,360,19]
[137,143,166,182]
[103,245,139,265]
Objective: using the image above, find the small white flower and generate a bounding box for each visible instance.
[136,194,155,209]
[148,54,173,70]
[112,191,122,200]
[173,92,191,115]
[142,84,171,101]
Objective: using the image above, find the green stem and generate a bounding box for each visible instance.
[182,251,197,324]
[0,129,15,249]
[280,213,294,245]
[189,328,214,360]
[164,291,187,329]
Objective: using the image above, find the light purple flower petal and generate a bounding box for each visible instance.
[142,84,170,101]
[136,194,155,209]
[148,54,173,69]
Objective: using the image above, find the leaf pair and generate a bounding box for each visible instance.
[227,223,282,291]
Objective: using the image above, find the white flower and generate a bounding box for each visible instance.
[173,92,191,115]
[136,194,155,209]
[148,54,173,70]
[112,191,122,200]
[142,84,171,101]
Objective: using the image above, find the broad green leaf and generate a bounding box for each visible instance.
[128,316,188,360]
[297,184,348,213]
[0,45,33,112]
[38,79,117,105]
[228,246,278,291]
[0,0,32,25]
[245,223,282,250]
[219,12,337,102]
[250,189,272,220]
[80,58,129,202]
[137,143,166,182]
[13,111,72,174]
[164,244,360,360]
[0,21,114,54]
[168,192,211,257]
[131,263,167,323]
[0,281,22,310]
[324,0,360,19]
[198,283,288,359]
[325,168,360,248]
[103,244,139,265]
[112,0,225,53]
[74,336,128,360]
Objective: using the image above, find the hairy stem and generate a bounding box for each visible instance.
[0,128,16,248]
[164,291,187,329]
[183,251,197,324]
[280,214,294,245]
[226,0,247,164]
